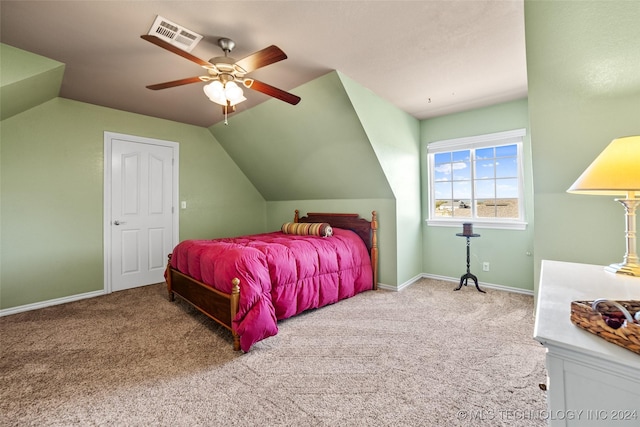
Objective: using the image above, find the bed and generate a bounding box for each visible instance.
[165,210,378,352]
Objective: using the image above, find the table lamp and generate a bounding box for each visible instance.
[567,135,640,277]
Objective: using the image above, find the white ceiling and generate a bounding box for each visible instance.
[0,0,527,127]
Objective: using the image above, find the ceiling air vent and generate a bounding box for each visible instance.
[147,16,203,52]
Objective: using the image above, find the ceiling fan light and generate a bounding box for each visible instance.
[203,80,226,105]
[224,81,244,102]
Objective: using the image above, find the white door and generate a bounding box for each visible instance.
[108,136,177,292]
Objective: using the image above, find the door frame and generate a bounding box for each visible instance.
[103,131,180,294]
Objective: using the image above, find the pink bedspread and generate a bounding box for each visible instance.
[169,228,373,351]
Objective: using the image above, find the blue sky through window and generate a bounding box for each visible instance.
[433,144,518,200]
[428,129,525,225]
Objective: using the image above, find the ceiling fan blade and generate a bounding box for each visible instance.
[234,45,287,73]
[141,35,213,69]
[146,76,206,90]
[246,79,301,105]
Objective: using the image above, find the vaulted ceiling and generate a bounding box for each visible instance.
[0,0,527,127]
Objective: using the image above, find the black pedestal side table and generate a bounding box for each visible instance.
[454,233,486,293]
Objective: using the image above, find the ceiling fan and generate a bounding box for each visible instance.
[141,35,301,118]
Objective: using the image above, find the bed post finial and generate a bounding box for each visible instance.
[294,209,300,223]
[371,211,378,290]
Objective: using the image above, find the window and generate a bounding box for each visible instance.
[427,129,527,230]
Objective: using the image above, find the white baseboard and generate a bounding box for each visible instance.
[1,272,533,316]
[378,273,533,296]
[377,273,421,291]
[0,289,106,317]
[421,273,534,296]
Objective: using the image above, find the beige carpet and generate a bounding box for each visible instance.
[0,278,547,426]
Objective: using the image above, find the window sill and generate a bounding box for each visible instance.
[425,218,528,231]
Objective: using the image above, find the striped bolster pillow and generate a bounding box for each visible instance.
[281,222,333,237]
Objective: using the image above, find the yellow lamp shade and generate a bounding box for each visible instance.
[567,135,640,196]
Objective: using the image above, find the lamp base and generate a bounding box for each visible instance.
[604,262,640,277]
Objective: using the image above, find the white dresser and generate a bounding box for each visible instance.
[534,260,640,426]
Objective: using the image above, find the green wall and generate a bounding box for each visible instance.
[210,70,425,287]
[339,72,422,286]
[0,98,266,309]
[0,44,64,121]
[209,71,407,287]
[209,71,393,201]
[525,0,640,290]
[421,98,535,291]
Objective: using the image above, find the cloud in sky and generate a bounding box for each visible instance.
[434,162,467,174]
[481,161,499,168]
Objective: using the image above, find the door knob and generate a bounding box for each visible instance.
[113,220,126,225]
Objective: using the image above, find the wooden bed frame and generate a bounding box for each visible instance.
[165,210,379,351]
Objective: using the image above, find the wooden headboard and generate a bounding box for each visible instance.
[295,210,378,289]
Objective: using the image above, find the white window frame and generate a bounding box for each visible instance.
[426,128,527,231]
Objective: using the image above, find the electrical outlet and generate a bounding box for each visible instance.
[482,262,490,272]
